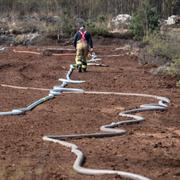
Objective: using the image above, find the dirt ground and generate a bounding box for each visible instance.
[0,41,179,180]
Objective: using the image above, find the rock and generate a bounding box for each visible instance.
[14,32,39,45]
[110,14,132,30]
[164,15,180,26]
[27,33,40,45]
[166,15,176,25]
[0,47,8,53]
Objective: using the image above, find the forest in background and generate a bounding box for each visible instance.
[0,0,179,19]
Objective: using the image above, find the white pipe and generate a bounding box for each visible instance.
[59,78,86,84]
[1,84,50,91]
[43,135,150,180]
[0,52,170,180]
[43,89,169,180]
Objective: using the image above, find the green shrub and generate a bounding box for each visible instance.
[130,0,159,40]
[86,21,110,37]
[89,27,110,37]
[144,32,180,77]
[169,58,180,76]
[130,10,145,40]
[144,32,180,58]
[61,24,75,37]
[45,24,59,39]
[143,33,169,57]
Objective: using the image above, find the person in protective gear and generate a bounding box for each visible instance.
[73,25,93,72]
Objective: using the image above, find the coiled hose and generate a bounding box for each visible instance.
[0,55,170,180]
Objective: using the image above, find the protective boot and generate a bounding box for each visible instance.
[77,65,82,72]
[82,61,87,72]
[82,67,87,72]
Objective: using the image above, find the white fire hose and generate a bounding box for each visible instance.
[0,53,170,180]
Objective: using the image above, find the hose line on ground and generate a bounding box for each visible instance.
[0,54,170,180]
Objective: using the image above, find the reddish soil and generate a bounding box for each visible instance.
[0,43,179,180]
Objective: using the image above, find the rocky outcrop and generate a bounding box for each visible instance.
[164,15,180,26]
[109,14,132,31]
[0,15,60,45]
[14,33,40,45]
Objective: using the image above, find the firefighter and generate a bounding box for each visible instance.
[73,25,93,72]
